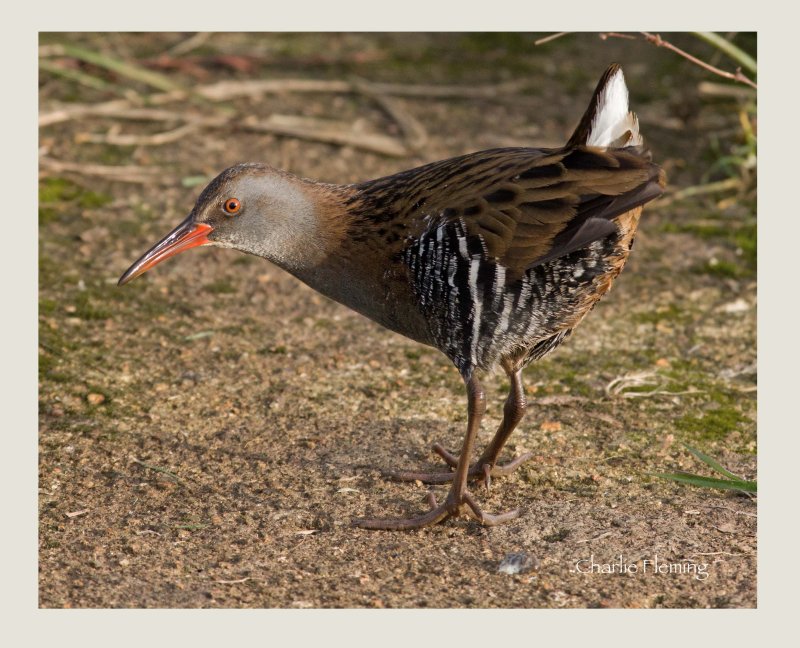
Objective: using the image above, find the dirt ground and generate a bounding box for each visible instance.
[38,33,756,608]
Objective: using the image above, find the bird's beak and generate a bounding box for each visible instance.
[118,215,214,286]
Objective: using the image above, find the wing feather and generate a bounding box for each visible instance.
[353,145,665,279]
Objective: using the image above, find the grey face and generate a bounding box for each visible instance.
[194,165,324,271]
[190,164,271,237]
[118,163,323,286]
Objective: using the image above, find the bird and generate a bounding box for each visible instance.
[119,63,665,531]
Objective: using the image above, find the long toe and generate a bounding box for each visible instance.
[383,467,459,484]
[432,442,459,467]
[352,499,453,530]
[462,492,520,526]
[384,451,534,485]
[353,486,520,530]
[481,451,534,477]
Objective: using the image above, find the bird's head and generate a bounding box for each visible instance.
[118,163,333,286]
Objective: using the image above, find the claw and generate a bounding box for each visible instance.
[426,490,439,510]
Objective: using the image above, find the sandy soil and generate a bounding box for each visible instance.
[38,33,756,608]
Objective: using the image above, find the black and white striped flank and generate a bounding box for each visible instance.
[403,217,618,379]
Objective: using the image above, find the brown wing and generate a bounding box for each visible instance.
[465,146,665,276]
[355,146,664,281]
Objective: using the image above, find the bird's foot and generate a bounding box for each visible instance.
[385,443,534,488]
[352,488,519,531]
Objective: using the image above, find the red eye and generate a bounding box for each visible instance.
[223,198,241,215]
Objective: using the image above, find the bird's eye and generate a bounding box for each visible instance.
[223,198,241,215]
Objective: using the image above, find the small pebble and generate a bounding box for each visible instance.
[718,298,749,314]
[497,552,539,575]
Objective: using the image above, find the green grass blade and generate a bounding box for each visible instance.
[59,44,185,94]
[681,443,742,480]
[651,472,757,493]
[693,32,757,75]
[39,59,112,91]
[184,330,214,341]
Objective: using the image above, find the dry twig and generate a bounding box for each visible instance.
[640,32,756,89]
[65,510,89,518]
[648,177,745,209]
[538,31,757,88]
[39,76,532,130]
[698,81,756,100]
[351,77,428,152]
[130,456,183,481]
[167,32,214,57]
[39,157,171,184]
[533,32,570,46]
[605,370,703,399]
[39,92,187,128]
[38,75,529,159]
[197,77,531,102]
[241,114,409,157]
[598,32,637,41]
[76,122,202,147]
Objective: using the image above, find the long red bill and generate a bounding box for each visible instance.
[118,216,213,286]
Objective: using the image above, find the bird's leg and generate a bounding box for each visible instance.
[353,376,519,530]
[388,363,532,486]
[442,366,533,488]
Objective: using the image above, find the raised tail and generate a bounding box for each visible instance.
[567,63,642,149]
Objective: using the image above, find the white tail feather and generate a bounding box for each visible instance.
[586,68,642,148]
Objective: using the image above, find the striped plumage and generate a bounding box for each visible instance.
[349,144,662,380]
[119,64,665,530]
[404,218,609,377]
